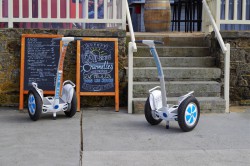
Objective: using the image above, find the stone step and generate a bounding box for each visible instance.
[128,67,221,81]
[131,33,209,47]
[133,81,221,98]
[134,57,215,67]
[133,46,210,57]
[132,97,226,114]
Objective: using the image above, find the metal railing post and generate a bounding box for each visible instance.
[0,0,2,19]
[125,0,135,45]
[122,0,127,29]
[215,0,221,30]
[201,1,207,33]
[128,42,134,114]
[19,0,23,18]
[126,0,137,114]
[8,0,13,28]
[57,0,61,19]
[38,0,42,19]
[224,43,230,113]
[48,0,51,19]
[29,0,32,19]
[242,0,246,20]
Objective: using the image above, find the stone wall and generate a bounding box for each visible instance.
[211,31,250,105]
[0,29,127,108]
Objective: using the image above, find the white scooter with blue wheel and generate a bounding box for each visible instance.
[135,40,200,132]
[27,37,82,121]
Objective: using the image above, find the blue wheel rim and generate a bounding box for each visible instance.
[185,102,198,127]
[28,94,36,115]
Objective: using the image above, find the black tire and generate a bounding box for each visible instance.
[27,88,43,121]
[178,96,200,132]
[64,90,77,117]
[144,97,162,125]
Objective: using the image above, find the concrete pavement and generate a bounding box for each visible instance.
[82,107,250,166]
[0,106,250,166]
[0,108,81,166]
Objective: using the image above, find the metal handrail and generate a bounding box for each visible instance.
[125,0,137,114]
[125,0,137,51]
[203,0,230,113]
[203,0,227,53]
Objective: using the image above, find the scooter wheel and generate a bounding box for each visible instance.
[27,88,42,121]
[178,96,200,132]
[64,90,77,117]
[144,97,162,125]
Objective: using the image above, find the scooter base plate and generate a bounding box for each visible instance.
[42,97,68,113]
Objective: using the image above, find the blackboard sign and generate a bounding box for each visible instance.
[24,37,60,91]
[76,38,119,111]
[19,34,63,110]
[80,41,115,92]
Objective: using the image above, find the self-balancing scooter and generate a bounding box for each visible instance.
[27,37,82,121]
[135,40,200,132]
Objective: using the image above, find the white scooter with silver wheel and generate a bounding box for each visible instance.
[135,40,200,132]
[27,37,82,121]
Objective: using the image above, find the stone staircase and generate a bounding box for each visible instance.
[127,33,225,113]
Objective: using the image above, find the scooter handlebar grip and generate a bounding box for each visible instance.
[74,37,83,41]
[135,40,164,45]
[134,40,143,43]
[52,37,83,41]
[52,38,62,41]
[154,41,164,45]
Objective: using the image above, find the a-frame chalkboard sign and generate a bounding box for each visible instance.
[76,38,119,111]
[19,34,63,110]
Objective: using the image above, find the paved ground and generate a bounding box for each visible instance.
[82,107,250,166]
[0,106,250,166]
[0,108,81,166]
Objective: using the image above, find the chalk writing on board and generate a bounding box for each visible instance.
[24,38,60,90]
[80,41,115,92]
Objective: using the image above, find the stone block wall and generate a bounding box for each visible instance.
[211,31,250,105]
[0,29,127,108]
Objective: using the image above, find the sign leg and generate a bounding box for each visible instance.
[19,94,24,110]
[115,94,119,112]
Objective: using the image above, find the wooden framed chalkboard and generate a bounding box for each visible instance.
[19,34,63,110]
[76,38,119,111]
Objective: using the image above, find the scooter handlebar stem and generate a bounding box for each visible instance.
[52,37,83,42]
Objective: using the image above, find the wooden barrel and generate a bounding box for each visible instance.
[144,0,171,32]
